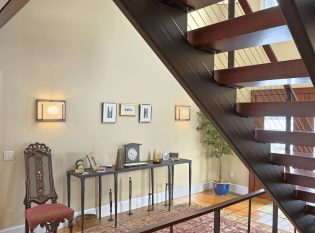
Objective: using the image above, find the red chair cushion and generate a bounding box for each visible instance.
[25,203,74,230]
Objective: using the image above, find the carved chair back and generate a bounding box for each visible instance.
[24,143,58,209]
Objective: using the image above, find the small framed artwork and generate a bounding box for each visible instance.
[102,103,117,123]
[139,104,152,123]
[86,153,99,171]
[175,105,190,121]
[120,103,137,116]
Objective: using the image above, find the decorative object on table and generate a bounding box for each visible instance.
[75,214,98,229]
[36,99,66,122]
[124,143,141,164]
[169,152,179,161]
[102,103,117,123]
[120,103,137,116]
[128,177,133,215]
[139,104,152,123]
[108,189,113,222]
[86,153,99,172]
[123,162,148,167]
[162,152,170,161]
[197,111,232,196]
[114,149,124,170]
[75,159,85,174]
[175,105,190,121]
[152,149,161,164]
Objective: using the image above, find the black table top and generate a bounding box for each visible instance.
[67,159,191,178]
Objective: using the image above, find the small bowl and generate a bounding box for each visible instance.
[75,214,98,229]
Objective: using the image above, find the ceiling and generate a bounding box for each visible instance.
[0,0,9,11]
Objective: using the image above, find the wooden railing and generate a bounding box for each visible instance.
[128,189,268,233]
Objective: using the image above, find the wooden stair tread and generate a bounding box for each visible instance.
[187,7,291,52]
[237,101,315,117]
[175,0,223,11]
[284,169,315,189]
[271,152,315,171]
[255,129,315,147]
[306,204,315,216]
[296,188,315,204]
[214,59,309,87]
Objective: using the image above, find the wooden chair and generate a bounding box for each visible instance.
[24,143,74,233]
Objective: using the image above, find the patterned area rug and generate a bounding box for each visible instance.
[85,203,291,233]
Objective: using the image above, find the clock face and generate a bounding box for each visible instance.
[128,148,138,161]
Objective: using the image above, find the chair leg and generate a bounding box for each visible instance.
[68,220,73,233]
[25,219,29,233]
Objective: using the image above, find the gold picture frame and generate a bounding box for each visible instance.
[120,103,137,116]
[86,153,99,171]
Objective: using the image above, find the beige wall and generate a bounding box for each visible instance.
[0,0,250,229]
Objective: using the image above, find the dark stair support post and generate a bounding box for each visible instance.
[284,85,293,153]
[247,198,252,233]
[214,210,220,233]
[228,0,235,69]
[272,203,279,233]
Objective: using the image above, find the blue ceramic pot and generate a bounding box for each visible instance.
[213,182,230,195]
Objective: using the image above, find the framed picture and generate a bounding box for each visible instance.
[120,103,136,116]
[175,105,190,121]
[102,103,117,123]
[139,104,152,123]
[86,153,99,171]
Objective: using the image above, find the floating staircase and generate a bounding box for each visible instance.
[113,0,315,232]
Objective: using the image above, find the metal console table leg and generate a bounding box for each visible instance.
[80,177,85,233]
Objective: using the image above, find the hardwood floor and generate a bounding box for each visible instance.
[59,190,295,232]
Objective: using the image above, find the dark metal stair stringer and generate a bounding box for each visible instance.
[112,0,315,232]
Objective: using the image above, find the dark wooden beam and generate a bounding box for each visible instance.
[0,0,29,29]
[237,101,315,117]
[271,152,315,171]
[256,129,315,147]
[214,59,309,86]
[277,0,315,86]
[175,0,223,11]
[187,7,291,52]
[238,0,278,62]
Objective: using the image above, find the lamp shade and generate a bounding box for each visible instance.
[36,99,66,122]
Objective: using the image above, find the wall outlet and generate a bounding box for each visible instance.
[229,171,234,178]
[3,151,14,161]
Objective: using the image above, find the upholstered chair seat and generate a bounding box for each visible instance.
[25,203,74,230]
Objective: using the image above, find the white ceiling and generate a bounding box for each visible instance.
[0,0,9,11]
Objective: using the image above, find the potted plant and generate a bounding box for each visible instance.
[196,111,233,195]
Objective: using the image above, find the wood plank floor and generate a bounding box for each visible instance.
[58,190,295,232]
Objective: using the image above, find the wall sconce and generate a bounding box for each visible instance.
[36,99,66,122]
[175,105,190,121]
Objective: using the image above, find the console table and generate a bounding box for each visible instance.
[67,159,191,232]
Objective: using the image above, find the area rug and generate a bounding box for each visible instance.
[257,204,287,219]
[85,203,291,233]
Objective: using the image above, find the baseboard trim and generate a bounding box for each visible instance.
[230,183,248,195]
[0,182,247,233]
